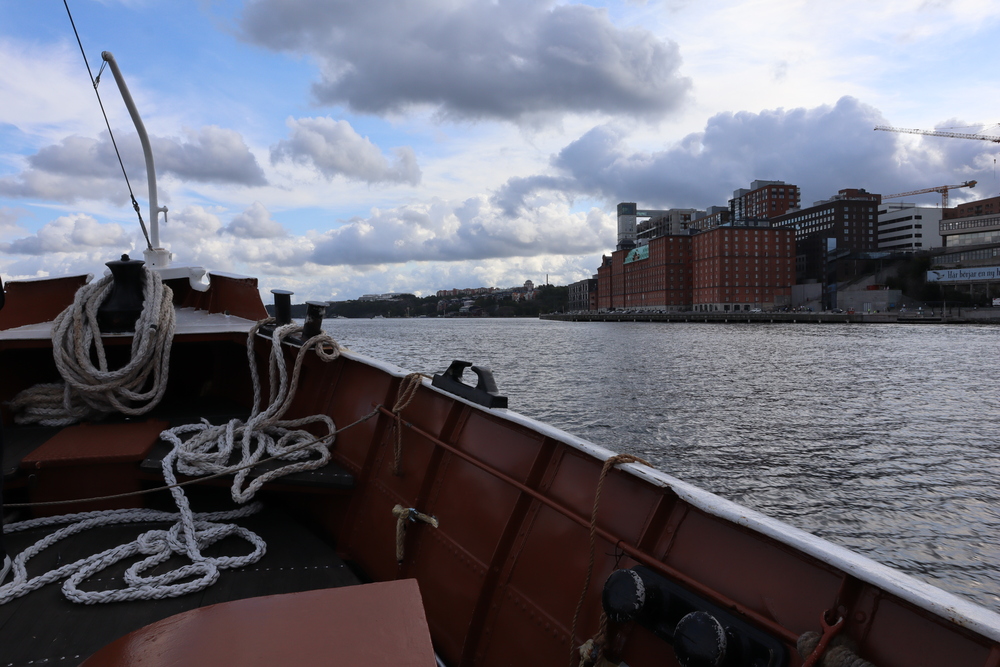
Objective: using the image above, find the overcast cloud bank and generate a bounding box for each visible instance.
[239,0,691,121]
[496,97,1000,214]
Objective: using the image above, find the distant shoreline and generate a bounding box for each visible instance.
[541,310,1000,324]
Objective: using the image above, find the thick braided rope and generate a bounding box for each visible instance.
[163,320,342,505]
[391,373,425,476]
[0,504,263,605]
[798,631,878,667]
[8,268,175,426]
[0,320,343,605]
[570,453,650,667]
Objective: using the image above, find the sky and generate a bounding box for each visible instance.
[1,0,999,302]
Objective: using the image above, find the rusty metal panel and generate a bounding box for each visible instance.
[412,526,488,663]
[483,502,602,665]
[407,431,526,663]
[405,382,460,441]
[0,275,88,331]
[482,581,573,666]
[424,454,522,565]
[80,581,435,667]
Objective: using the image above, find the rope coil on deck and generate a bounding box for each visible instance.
[8,268,174,426]
[162,319,341,504]
[0,319,345,606]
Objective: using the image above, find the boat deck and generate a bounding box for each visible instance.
[0,503,361,667]
[0,389,362,666]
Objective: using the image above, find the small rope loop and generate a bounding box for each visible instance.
[391,504,439,564]
[570,453,650,667]
[390,373,426,476]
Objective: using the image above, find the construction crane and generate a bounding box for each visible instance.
[874,125,1000,143]
[882,180,977,208]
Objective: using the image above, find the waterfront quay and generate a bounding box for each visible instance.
[542,309,1000,324]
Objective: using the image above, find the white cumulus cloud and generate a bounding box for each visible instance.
[1,214,132,256]
[271,117,421,185]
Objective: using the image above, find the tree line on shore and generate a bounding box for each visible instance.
[268,285,570,319]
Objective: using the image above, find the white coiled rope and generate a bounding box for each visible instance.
[163,320,340,504]
[8,268,175,426]
[0,319,342,605]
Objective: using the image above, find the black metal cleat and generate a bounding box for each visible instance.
[431,360,508,409]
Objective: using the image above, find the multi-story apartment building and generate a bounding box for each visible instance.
[772,188,881,283]
[567,277,597,311]
[597,235,693,311]
[635,208,705,241]
[877,203,943,252]
[939,195,1000,251]
[774,188,881,252]
[594,222,795,312]
[691,223,796,312]
[729,180,801,222]
[691,206,731,231]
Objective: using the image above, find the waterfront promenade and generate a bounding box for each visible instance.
[542,309,1000,324]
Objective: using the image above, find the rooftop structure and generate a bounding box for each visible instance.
[877,203,943,253]
[937,195,1000,267]
[728,180,801,222]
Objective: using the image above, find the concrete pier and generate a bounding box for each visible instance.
[541,310,1000,324]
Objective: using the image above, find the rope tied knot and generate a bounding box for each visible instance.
[390,373,426,476]
[392,504,439,564]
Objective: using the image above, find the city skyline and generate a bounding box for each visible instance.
[2,1,999,301]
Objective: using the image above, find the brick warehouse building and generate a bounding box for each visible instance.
[692,224,796,312]
[596,223,795,312]
[597,234,693,311]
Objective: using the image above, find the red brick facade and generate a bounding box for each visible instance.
[730,182,801,221]
[594,227,795,312]
[692,226,796,311]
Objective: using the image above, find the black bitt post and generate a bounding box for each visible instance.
[97,254,146,333]
[302,301,327,339]
[271,289,293,325]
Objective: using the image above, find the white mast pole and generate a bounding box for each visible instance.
[101,51,170,268]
